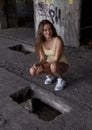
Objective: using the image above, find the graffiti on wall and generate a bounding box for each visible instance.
[35,0,62,25]
[34,0,81,46]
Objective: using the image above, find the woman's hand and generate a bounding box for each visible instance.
[35,59,47,67]
[33,63,43,72]
[33,59,46,73]
[37,64,43,72]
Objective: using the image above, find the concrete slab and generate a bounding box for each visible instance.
[0,65,92,130]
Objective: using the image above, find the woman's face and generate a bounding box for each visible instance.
[43,24,53,40]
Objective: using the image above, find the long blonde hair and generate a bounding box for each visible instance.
[35,19,57,55]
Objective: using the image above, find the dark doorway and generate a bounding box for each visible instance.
[16,0,34,28]
[80,0,92,45]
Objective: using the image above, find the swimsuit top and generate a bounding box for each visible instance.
[42,37,68,64]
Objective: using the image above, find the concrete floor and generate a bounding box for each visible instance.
[0,27,92,130]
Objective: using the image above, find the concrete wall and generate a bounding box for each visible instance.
[0,0,81,47]
[0,0,7,29]
[33,0,81,47]
[0,0,17,30]
[0,0,34,29]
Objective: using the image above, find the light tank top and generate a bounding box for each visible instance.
[42,38,68,64]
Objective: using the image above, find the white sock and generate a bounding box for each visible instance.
[57,78,63,83]
[46,75,51,79]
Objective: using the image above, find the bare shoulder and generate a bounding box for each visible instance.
[56,36,63,42]
[55,36,64,47]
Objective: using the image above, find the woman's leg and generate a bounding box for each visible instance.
[30,62,68,77]
[50,62,69,91]
[50,61,69,78]
[29,62,53,76]
[29,65,37,76]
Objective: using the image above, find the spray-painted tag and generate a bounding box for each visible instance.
[68,0,73,5]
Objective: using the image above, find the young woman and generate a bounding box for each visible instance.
[29,19,69,91]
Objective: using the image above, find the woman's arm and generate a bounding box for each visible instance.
[54,37,64,62]
[36,48,46,66]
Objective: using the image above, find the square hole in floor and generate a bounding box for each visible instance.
[8,44,32,54]
[10,87,61,121]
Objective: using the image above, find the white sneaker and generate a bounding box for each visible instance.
[44,75,55,85]
[55,78,65,91]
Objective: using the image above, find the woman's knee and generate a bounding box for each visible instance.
[50,62,57,73]
[29,67,35,76]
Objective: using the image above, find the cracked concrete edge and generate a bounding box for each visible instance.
[29,82,72,114]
